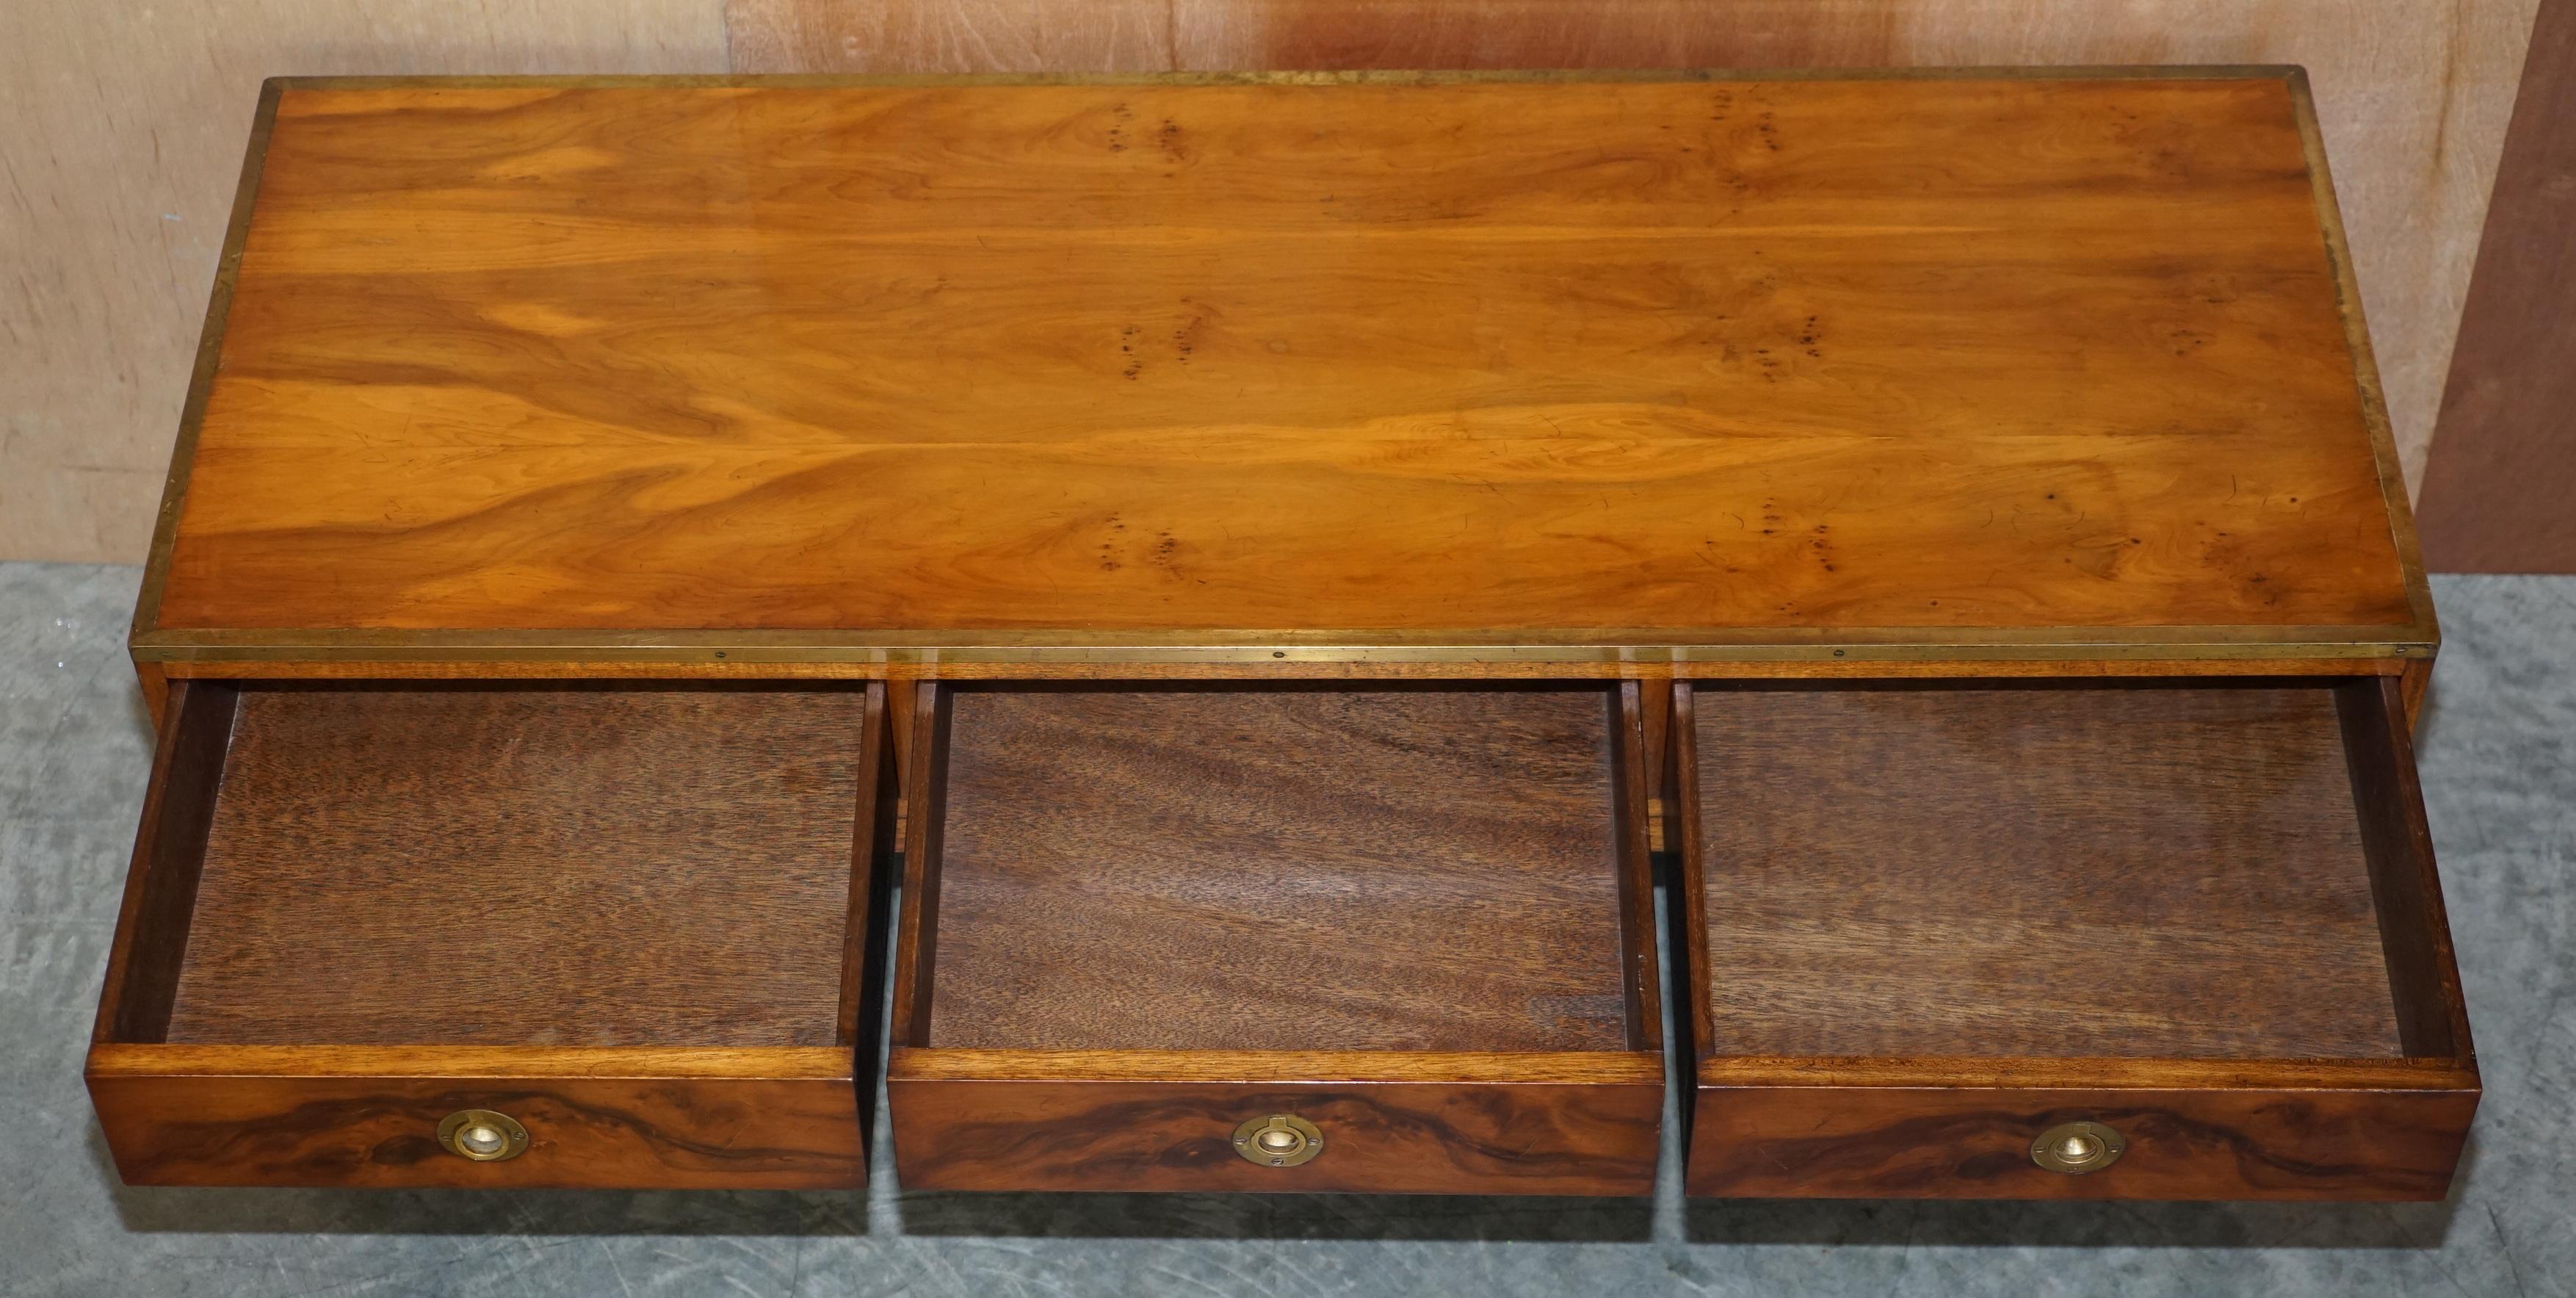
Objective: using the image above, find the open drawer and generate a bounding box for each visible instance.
[1671,677,2478,1200]
[886,682,1665,1194]
[87,680,897,1189]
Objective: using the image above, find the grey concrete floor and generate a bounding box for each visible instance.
[2,561,2569,1297]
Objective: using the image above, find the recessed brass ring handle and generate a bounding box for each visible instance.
[2031,1120,2125,1174]
[1232,1114,1324,1167]
[438,1109,529,1162]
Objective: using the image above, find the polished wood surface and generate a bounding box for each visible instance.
[86,1044,866,1189]
[20,4,2536,568]
[890,1048,1667,1082]
[93,681,236,1045]
[1685,1073,2478,1200]
[143,72,2422,656]
[1673,677,2478,1200]
[1693,682,2401,1059]
[719,0,2543,516]
[889,1070,1663,1194]
[6,2,729,564]
[919,685,1638,1050]
[162,684,872,1048]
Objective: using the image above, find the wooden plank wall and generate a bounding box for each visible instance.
[0,1,728,563]
[1,1,2541,564]
[2417,0,2576,574]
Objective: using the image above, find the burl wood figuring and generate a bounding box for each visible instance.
[132,69,2428,671]
[94,71,2470,1200]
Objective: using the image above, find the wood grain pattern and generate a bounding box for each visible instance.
[2339,677,2477,1059]
[886,682,1663,1192]
[93,681,237,1045]
[2417,0,2576,572]
[841,682,903,1059]
[2400,654,2434,729]
[1636,677,1674,854]
[891,681,950,1050]
[1698,1055,2473,1090]
[1685,1080,2478,1200]
[1,1,727,563]
[1672,676,2479,1200]
[88,683,891,1189]
[142,74,2420,650]
[892,1048,1666,1083]
[1693,682,2402,1059]
[14,2,2533,566]
[162,684,871,1048]
[86,1045,866,1189]
[889,1072,1663,1194]
[722,0,2544,512]
[922,687,1635,1051]
[1607,681,1663,1036]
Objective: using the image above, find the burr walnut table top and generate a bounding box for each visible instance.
[137,71,2428,666]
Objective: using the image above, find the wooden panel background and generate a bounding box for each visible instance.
[2,1,2539,563]
[2417,0,2576,573]
[0,1,728,563]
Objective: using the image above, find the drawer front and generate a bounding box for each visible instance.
[891,1076,1661,1195]
[88,1063,866,1189]
[1687,1083,2478,1200]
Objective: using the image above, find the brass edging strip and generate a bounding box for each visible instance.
[131,81,282,644]
[128,634,2431,666]
[261,66,2307,93]
[2287,69,2442,656]
[126,621,2434,655]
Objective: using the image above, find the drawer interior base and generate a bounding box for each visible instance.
[159,684,874,1049]
[920,686,1643,1054]
[1694,682,2400,1060]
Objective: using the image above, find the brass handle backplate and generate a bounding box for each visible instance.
[2030,1120,2125,1174]
[438,1108,529,1162]
[1232,1114,1324,1167]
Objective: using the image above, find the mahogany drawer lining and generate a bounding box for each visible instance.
[907,682,1654,1056]
[112,681,887,1051]
[1688,679,2403,1061]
